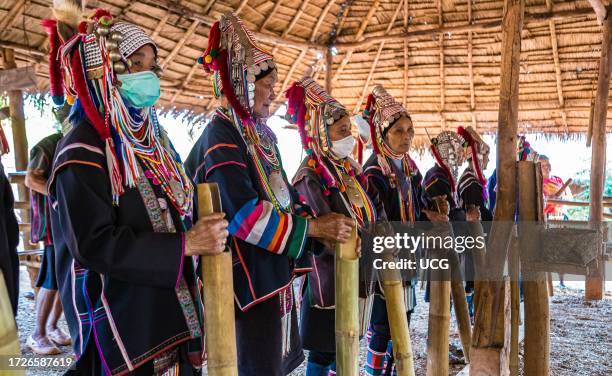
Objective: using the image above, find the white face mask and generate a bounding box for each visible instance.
[331,135,355,159]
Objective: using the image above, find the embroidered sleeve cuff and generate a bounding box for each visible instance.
[285,216,309,259]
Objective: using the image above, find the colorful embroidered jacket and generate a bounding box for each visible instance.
[364,155,426,224]
[293,157,380,309]
[184,111,311,311]
[458,166,493,222]
[48,122,203,376]
[423,164,458,217]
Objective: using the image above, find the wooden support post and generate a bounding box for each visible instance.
[508,227,520,376]
[335,226,359,376]
[518,162,550,376]
[470,0,523,374]
[586,6,611,301]
[197,184,238,376]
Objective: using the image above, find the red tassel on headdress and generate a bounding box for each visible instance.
[0,126,10,156]
[201,21,221,73]
[430,144,456,192]
[285,82,308,150]
[457,126,486,185]
[365,94,380,155]
[41,19,65,106]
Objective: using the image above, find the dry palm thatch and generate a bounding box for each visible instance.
[0,0,611,144]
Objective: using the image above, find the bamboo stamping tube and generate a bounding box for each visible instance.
[0,270,23,376]
[335,226,359,376]
[378,244,415,376]
[197,183,238,376]
[449,250,472,363]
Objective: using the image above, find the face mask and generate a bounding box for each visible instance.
[331,135,355,159]
[117,71,161,108]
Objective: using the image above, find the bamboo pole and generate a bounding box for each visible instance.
[378,244,415,376]
[449,252,472,363]
[585,6,611,301]
[0,270,23,375]
[326,48,333,95]
[426,266,451,376]
[508,227,520,376]
[518,162,550,376]
[335,226,359,376]
[197,183,238,376]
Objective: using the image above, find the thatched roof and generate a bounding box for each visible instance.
[1,0,612,140]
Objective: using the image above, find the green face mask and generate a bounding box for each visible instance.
[117,71,161,108]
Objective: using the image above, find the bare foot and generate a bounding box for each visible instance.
[27,334,61,355]
[47,327,71,346]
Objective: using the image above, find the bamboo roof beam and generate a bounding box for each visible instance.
[140,0,325,51]
[331,0,381,82]
[161,20,200,70]
[547,0,569,133]
[0,0,26,38]
[204,0,217,15]
[334,6,596,49]
[170,63,201,104]
[151,12,171,41]
[587,0,608,25]
[354,0,405,113]
[271,0,311,55]
[235,0,249,14]
[274,0,336,101]
[259,0,284,31]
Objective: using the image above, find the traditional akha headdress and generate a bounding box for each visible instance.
[198,12,275,134]
[517,135,538,161]
[429,130,465,191]
[357,85,413,177]
[285,77,349,195]
[457,126,489,185]
[45,0,192,215]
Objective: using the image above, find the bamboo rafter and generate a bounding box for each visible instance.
[0,0,26,38]
[587,0,608,25]
[547,0,569,134]
[271,0,311,55]
[260,0,284,31]
[161,19,200,69]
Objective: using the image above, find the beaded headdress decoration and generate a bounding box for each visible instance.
[429,130,466,192]
[359,85,413,177]
[199,12,275,132]
[45,0,192,216]
[457,126,489,185]
[286,77,349,195]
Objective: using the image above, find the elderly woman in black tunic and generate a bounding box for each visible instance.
[286,77,381,375]
[361,85,446,375]
[46,2,228,374]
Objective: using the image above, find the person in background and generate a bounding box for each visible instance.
[539,154,572,287]
[287,77,375,376]
[0,117,19,317]
[25,105,71,354]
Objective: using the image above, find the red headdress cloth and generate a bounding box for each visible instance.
[286,77,349,193]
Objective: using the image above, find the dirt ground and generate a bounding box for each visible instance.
[13,267,612,375]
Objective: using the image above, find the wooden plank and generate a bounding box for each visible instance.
[334,7,595,49]
[518,161,551,376]
[331,0,381,81]
[586,5,612,301]
[0,0,26,36]
[151,12,171,41]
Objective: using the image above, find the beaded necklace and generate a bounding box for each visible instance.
[216,108,291,212]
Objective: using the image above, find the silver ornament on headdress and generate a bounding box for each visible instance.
[433,130,465,179]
